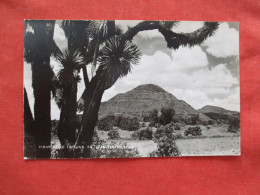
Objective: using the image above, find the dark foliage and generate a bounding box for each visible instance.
[143,109,158,122]
[97,115,117,131]
[174,123,181,130]
[154,125,175,140]
[158,107,175,125]
[150,137,180,157]
[185,126,202,136]
[131,127,153,140]
[116,115,140,131]
[97,114,140,131]
[108,129,120,139]
[228,117,240,133]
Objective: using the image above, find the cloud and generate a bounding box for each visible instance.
[174,21,203,33]
[202,22,239,58]
[102,45,240,111]
[115,20,142,32]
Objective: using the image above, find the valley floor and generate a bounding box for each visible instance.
[51,124,240,158]
[104,136,240,157]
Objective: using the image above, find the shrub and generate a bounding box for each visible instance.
[174,123,181,130]
[143,109,158,122]
[154,125,175,140]
[183,114,199,125]
[117,116,140,131]
[131,127,153,140]
[151,122,180,157]
[97,115,116,131]
[158,107,175,125]
[108,129,120,139]
[228,117,240,133]
[184,126,202,136]
[150,136,180,157]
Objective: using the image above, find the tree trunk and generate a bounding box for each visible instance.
[31,20,55,159]
[34,79,51,158]
[74,72,105,157]
[57,79,78,158]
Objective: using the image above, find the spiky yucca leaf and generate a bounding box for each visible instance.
[88,20,108,38]
[98,36,141,89]
[56,49,83,88]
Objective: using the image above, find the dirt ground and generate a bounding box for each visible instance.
[51,124,240,158]
[97,124,240,157]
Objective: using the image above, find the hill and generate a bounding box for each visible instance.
[197,105,239,121]
[197,105,239,115]
[99,84,196,117]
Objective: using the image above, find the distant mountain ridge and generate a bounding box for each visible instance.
[197,105,239,121]
[197,105,239,115]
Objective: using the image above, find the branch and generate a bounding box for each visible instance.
[77,21,219,108]
[123,21,219,49]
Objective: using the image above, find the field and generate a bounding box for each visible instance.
[50,123,240,158]
[96,124,240,157]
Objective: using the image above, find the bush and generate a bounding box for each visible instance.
[158,107,175,125]
[183,114,199,125]
[150,136,180,157]
[117,116,140,131]
[227,117,240,133]
[97,115,116,131]
[131,127,153,140]
[151,122,180,157]
[143,109,158,122]
[174,123,181,130]
[97,115,140,131]
[108,129,120,139]
[184,126,202,136]
[201,120,213,126]
[154,125,175,140]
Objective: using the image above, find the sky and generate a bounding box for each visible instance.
[24,20,239,120]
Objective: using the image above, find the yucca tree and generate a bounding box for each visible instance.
[74,21,219,157]
[54,48,83,157]
[24,20,60,158]
[75,37,141,156]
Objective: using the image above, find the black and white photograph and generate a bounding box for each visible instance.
[24,20,240,159]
